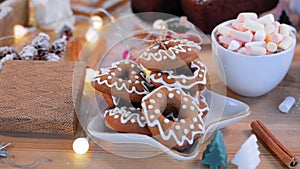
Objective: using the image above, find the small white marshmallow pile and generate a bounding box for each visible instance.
[216,12,295,56]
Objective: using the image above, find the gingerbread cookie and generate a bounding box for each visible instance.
[138,39,201,71]
[149,59,207,91]
[141,86,207,150]
[92,60,150,103]
[104,106,151,135]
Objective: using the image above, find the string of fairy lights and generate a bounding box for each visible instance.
[13,14,104,42]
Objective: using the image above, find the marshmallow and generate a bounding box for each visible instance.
[246,45,266,56]
[216,13,293,55]
[278,36,294,50]
[237,47,247,54]
[253,29,266,41]
[279,24,290,37]
[264,23,276,35]
[257,14,275,25]
[245,41,266,48]
[232,21,246,31]
[269,34,283,44]
[266,42,277,52]
[243,19,264,32]
[272,21,280,34]
[279,96,296,113]
[237,12,257,22]
[228,40,241,51]
[218,26,233,36]
[218,35,233,45]
[231,30,253,42]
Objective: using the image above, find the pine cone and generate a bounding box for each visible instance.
[0,46,20,60]
[51,37,67,57]
[31,32,50,59]
[20,45,38,60]
[43,53,61,62]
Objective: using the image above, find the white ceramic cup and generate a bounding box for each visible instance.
[211,20,296,97]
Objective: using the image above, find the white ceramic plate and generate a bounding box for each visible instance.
[81,88,251,161]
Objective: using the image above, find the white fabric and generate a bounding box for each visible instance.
[32,0,75,33]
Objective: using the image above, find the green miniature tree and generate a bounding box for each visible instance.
[279,10,294,26]
[201,130,227,169]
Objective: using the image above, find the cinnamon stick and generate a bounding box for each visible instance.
[251,120,299,168]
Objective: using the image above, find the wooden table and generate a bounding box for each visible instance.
[1,1,300,169]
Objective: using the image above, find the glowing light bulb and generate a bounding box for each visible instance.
[14,25,29,39]
[14,25,36,39]
[90,15,103,30]
[73,137,89,155]
[85,27,99,43]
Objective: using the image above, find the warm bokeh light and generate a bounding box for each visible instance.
[91,15,103,30]
[85,27,99,43]
[73,137,89,155]
[14,25,28,39]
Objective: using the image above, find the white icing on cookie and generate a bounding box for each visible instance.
[156,93,163,98]
[166,112,179,122]
[190,106,195,111]
[140,39,201,62]
[104,107,147,128]
[149,60,207,89]
[154,109,160,114]
[183,97,188,102]
[111,96,120,105]
[193,90,210,116]
[150,115,155,120]
[150,99,156,104]
[148,105,154,109]
[92,60,149,95]
[141,86,205,146]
